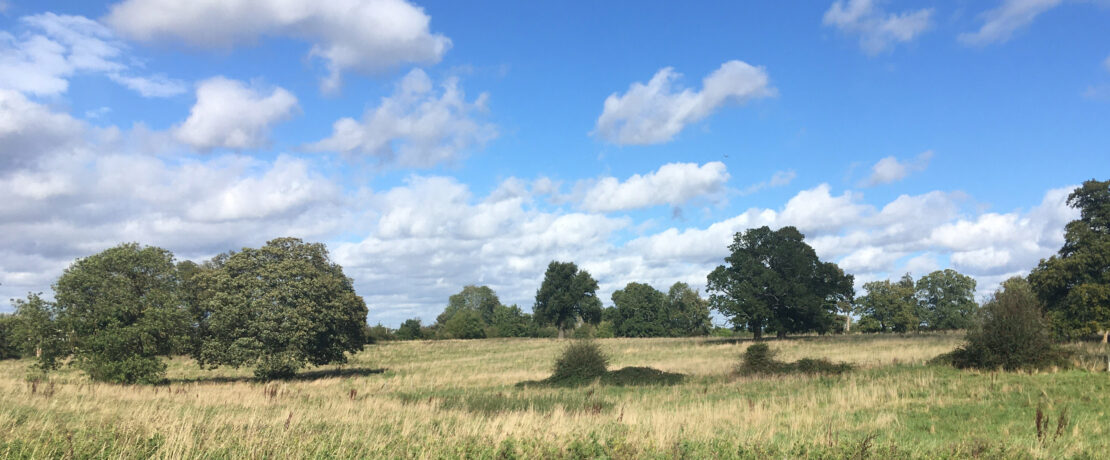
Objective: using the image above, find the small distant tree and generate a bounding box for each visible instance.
[440,309,487,339]
[364,323,395,343]
[534,261,602,339]
[489,304,530,338]
[707,226,854,339]
[53,244,188,384]
[1029,179,1110,342]
[438,285,501,326]
[0,314,18,360]
[945,277,1066,371]
[396,318,425,340]
[193,238,368,380]
[855,275,918,333]
[8,293,65,364]
[611,282,668,337]
[667,282,712,336]
[916,269,978,330]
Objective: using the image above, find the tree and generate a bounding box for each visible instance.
[915,269,978,330]
[193,238,368,380]
[666,282,712,336]
[440,309,486,339]
[534,261,602,339]
[52,244,188,384]
[855,275,918,333]
[396,318,425,340]
[0,314,18,360]
[611,282,668,337]
[488,304,530,338]
[944,277,1066,370]
[1029,179,1110,342]
[707,226,854,339]
[438,285,501,326]
[8,293,64,364]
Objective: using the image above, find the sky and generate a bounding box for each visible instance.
[1,0,1108,326]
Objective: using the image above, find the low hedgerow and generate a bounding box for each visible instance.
[736,343,852,377]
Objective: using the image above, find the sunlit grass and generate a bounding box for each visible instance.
[1,333,1108,458]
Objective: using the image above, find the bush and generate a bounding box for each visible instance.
[943,277,1068,371]
[80,355,168,385]
[550,340,608,383]
[736,343,852,376]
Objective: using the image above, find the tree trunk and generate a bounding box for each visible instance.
[753,327,762,341]
[1102,330,1108,344]
[844,315,851,333]
[777,330,787,339]
[558,328,565,340]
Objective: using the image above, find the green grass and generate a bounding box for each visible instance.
[1,333,1108,458]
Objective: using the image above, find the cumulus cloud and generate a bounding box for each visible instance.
[0,89,87,169]
[0,13,184,97]
[579,162,730,213]
[823,0,934,55]
[959,0,1063,46]
[105,0,451,92]
[308,69,496,168]
[865,150,933,186]
[593,60,775,145]
[174,77,299,151]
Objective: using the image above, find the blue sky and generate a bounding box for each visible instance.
[1,0,1107,326]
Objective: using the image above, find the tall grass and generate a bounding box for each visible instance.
[1,333,1107,458]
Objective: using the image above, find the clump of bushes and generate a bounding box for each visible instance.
[550,340,609,383]
[519,340,684,387]
[736,343,851,376]
[937,277,1069,371]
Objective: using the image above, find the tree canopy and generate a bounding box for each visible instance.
[52,243,188,384]
[1029,179,1110,341]
[611,282,668,337]
[855,275,919,333]
[192,237,368,379]
[534,261,602,338]
[915,269,978,330]
[707,226,853,339]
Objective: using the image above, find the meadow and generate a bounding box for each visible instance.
[2,333,1108,459]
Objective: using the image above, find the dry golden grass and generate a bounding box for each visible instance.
[1,333,1107,459]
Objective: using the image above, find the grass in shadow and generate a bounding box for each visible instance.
[736,343,851,377]
[169,367,387,384]
[516,366,685,388]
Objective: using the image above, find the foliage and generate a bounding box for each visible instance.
[549,340,608,383]
[438,285,501,326]
[942,277,1068,371]
[364,324,395,343]
[51,244,188,384]
[855,275,919,333]
[916,269,978,330]
[192,237,368,380]
[707,226,854,339]
[488,304,531,338]
[667,282,712,336]
[534,261,602,338]
[736,343,852,376]
[440,309,487,339]
[396,318,425,340]
[7,293,65,366]
[0,314,18,360]
[1029,179,1110,341]
[611,282,668,337]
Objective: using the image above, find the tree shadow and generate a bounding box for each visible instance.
[169,367,387,384]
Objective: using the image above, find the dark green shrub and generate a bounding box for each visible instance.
[737,343,852,376]
[737,343,782,375]
[943,277,1068,371]
[0,314,18,360]
[550,340,608,383]
[80,355,168,385]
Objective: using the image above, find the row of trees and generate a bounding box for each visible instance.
[855,270,979,333]
[0,238,368,383]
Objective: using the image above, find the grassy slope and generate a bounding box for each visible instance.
[1,333,1107,459]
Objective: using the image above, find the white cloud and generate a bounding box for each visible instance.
[865,150,933,186]
[741,169,796,195]
[959,0,1063,46]
[0,13,185,97]
[308,69,496,168]
[174,77,299,151]
[0,89,87,169]
[780,184,870,234]
[593,60,775,145]
[105,0,451,92]
[579,162,730,212]
[823,0,934,55]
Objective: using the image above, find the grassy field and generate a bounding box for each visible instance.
[1,333,1108,459]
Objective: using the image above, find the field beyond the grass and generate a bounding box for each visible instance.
[2,333,1108,459]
